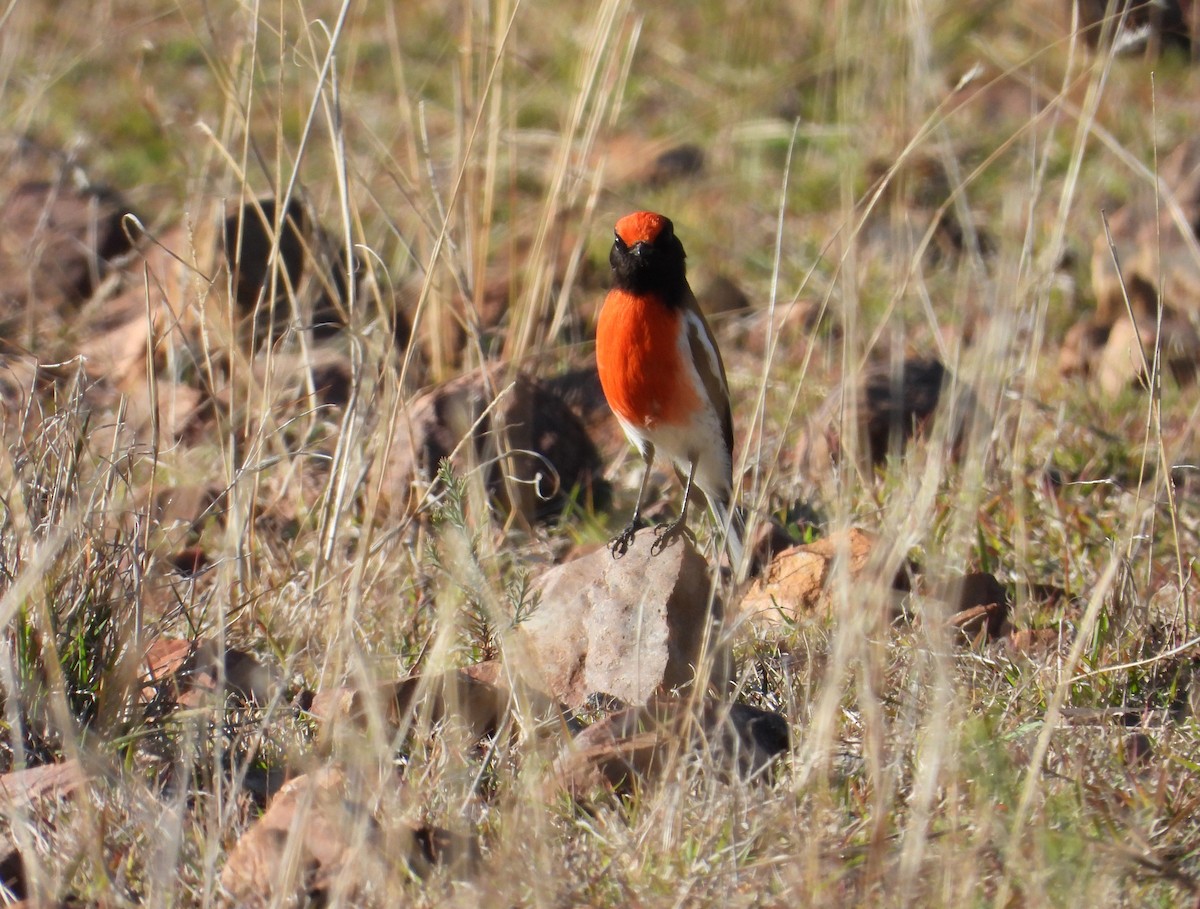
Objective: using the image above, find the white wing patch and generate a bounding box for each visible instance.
[681,307,728,399]
[665,307,732,502]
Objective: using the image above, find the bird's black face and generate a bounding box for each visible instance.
[610,217,687,299]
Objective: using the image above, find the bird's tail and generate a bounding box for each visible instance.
[707,494,747,580]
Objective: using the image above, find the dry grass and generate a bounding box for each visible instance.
[0,0,1200,906]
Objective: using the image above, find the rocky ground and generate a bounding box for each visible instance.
[2,1,1200,906]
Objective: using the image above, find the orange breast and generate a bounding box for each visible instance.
[596,289,699,428]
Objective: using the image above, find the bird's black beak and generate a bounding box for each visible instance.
[629,241,650,258]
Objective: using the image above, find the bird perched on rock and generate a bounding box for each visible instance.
[595,210,744,569]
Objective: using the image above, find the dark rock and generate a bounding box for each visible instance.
[599,136,705,188]
[1074,0,1194,56]
[746,517,801,581]
[861,358,954,462]
[735,298,821,359]
[646,144,705,187]
[542,358,626,463]
[554,696,788,798]
[542,361,609,427]
[1123,731,1154,767]
[1059,318,1111,378]
[168,547,209,576]
[940,571,1011,642]
[382,365,605,523]
[224,197,308,315]
[308,357,353,408]
[697,273,751,318]
[0,841,25,901]
[862,152,995,266]
[141,638,280,709]
[150,484,225,533]
[221,195,358,348]
[0,179,137,315]
[796,357,984,472]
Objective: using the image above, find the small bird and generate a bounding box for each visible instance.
[595,211,744,567]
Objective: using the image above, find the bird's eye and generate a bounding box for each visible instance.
[613,230,626,248]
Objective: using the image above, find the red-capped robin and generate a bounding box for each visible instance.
[595,211,744,567]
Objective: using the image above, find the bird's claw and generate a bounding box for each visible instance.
[650,519,692,555]
[608,523,638,558]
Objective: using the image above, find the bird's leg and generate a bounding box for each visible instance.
[651,458,697,555]
[609,444,655,558]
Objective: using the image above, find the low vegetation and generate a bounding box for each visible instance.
[1,1,1199,906]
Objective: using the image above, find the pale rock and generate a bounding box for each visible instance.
[515,529,728,709]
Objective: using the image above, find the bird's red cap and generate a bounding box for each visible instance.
[615,211,669,247]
